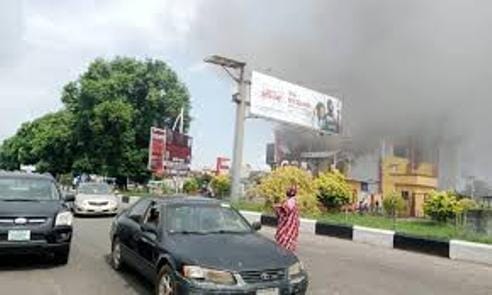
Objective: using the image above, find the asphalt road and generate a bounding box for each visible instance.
[0,217,491,295]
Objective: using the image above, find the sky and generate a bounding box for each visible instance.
[2,0,492,182]
[0,0,273,171]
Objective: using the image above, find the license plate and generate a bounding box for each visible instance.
[257,288,279,295]
[8,230,31,241]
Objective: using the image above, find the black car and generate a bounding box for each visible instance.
[0,171,75,264]
[110,196,308,295]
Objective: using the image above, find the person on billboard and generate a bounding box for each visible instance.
[273,184,300,252]
[313,99,338,133]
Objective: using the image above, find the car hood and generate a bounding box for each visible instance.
[164,233,297,271]
[0,200,63,217]
[75,194,117,202]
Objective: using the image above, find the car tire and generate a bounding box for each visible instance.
[155,265,178,295]
[111,237,125,271]
[53,247,70,265]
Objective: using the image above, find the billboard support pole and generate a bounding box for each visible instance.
[204,55,247,202]
[230,66,246,201]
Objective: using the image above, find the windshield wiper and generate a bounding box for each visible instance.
[170,230,208,235]
[203,230,249,234]
[0,198,41,202]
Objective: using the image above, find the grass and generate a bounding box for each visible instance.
[234,201,492,245]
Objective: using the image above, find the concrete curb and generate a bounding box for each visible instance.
[353,226,394,248]
[237,210,492,267]
[450,240,492,265]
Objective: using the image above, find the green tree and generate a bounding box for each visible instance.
[252,166,319,215]
[423,191,459,223]
[315,171,352,211]
[210,175,231,198]
[183,178,200,194]
[383,192,406,225]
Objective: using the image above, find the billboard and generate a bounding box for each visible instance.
[250,71,342,134]
[148,127,166,175]
[163,129,192,176]
[215,157,230,176]
[148,128,192,176]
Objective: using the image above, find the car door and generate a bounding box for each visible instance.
[119,198,152,269]
[136,203,162,280]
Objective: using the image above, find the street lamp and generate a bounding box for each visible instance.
[204,55,247,202]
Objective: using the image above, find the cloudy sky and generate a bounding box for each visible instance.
[0,0,273,170]
[2,0,492,181]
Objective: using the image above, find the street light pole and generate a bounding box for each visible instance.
[204,55,247,202]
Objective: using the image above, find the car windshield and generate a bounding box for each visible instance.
[78,183,112,195]
[0,177,60,201]
[166,205,251,234]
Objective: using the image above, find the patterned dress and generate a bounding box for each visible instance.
[275,197,300,252]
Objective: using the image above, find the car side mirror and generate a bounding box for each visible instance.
[64,193,75,202]
[141,223,158,235]
[252,221,262,231]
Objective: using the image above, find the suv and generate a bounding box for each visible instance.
[0,171,75,264]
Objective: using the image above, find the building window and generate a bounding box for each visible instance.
[401,191,409,200]
[394,145,409,158]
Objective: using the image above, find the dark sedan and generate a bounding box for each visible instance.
[109,196,308,295]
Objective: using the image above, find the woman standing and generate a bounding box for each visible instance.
[274,185,300,252]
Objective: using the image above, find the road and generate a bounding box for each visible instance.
[0,217,491,295]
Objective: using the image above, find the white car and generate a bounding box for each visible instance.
[74,182,119,216]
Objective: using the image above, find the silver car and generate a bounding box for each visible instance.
[74,182,119,216]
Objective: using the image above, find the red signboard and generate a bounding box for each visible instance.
[215,157,230,175]
[148,127,166,175]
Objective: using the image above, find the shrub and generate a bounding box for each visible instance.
[457,198,478,213]
[252,166,319,216]
[315,171,352,211]
[423,191,459,222]
[210,175,231,198]
[183,178,199,194]
[383,192,406,219]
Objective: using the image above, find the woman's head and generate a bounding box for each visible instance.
[286,184,298,198]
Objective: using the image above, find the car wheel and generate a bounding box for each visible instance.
[53,247,70,265]
[111,238,124,271]
[156,265,177,295]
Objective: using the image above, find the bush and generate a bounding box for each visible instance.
[252,166,319,216]
[383,192,406,218]
[315,171,352,211]
[210,175,231,198]
[423,191,459,222]
[457,198,478,213]
[183,178,199,194]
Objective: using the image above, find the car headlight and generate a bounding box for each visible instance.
[288,262,303,279]
[183,265,236,285]
[55,211,73,226]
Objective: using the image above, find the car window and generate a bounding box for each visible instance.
[128,198,152,222]
[143,204,161,227]
[78,183,112,195]
[0,178,60,201]
[166,205,251,234]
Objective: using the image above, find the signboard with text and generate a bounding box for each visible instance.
[250,71,342,134]
[148,127,166,175]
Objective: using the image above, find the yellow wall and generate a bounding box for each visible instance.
[382,156,437,217]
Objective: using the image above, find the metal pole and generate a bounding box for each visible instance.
[230,67,246,201]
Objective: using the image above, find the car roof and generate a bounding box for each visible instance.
[0,171,55,181]
[148,195,223,206]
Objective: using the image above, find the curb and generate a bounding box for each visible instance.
[238,210,492,267]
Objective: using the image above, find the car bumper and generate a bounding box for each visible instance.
[176,274,308,295]
[0,227,72,255]
[74,205,119,215]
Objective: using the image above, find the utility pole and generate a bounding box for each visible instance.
[204,55,247,202]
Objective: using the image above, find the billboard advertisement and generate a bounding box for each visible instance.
[148,128,192,176]
[250,71,342,134]
[163,129,192,176]
[148,127,166,175]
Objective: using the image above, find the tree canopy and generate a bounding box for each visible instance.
[0,57,191,184]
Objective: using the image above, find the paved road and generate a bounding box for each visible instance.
[0,217,490,294]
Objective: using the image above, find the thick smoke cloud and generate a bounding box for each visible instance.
[186,0,492,180]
